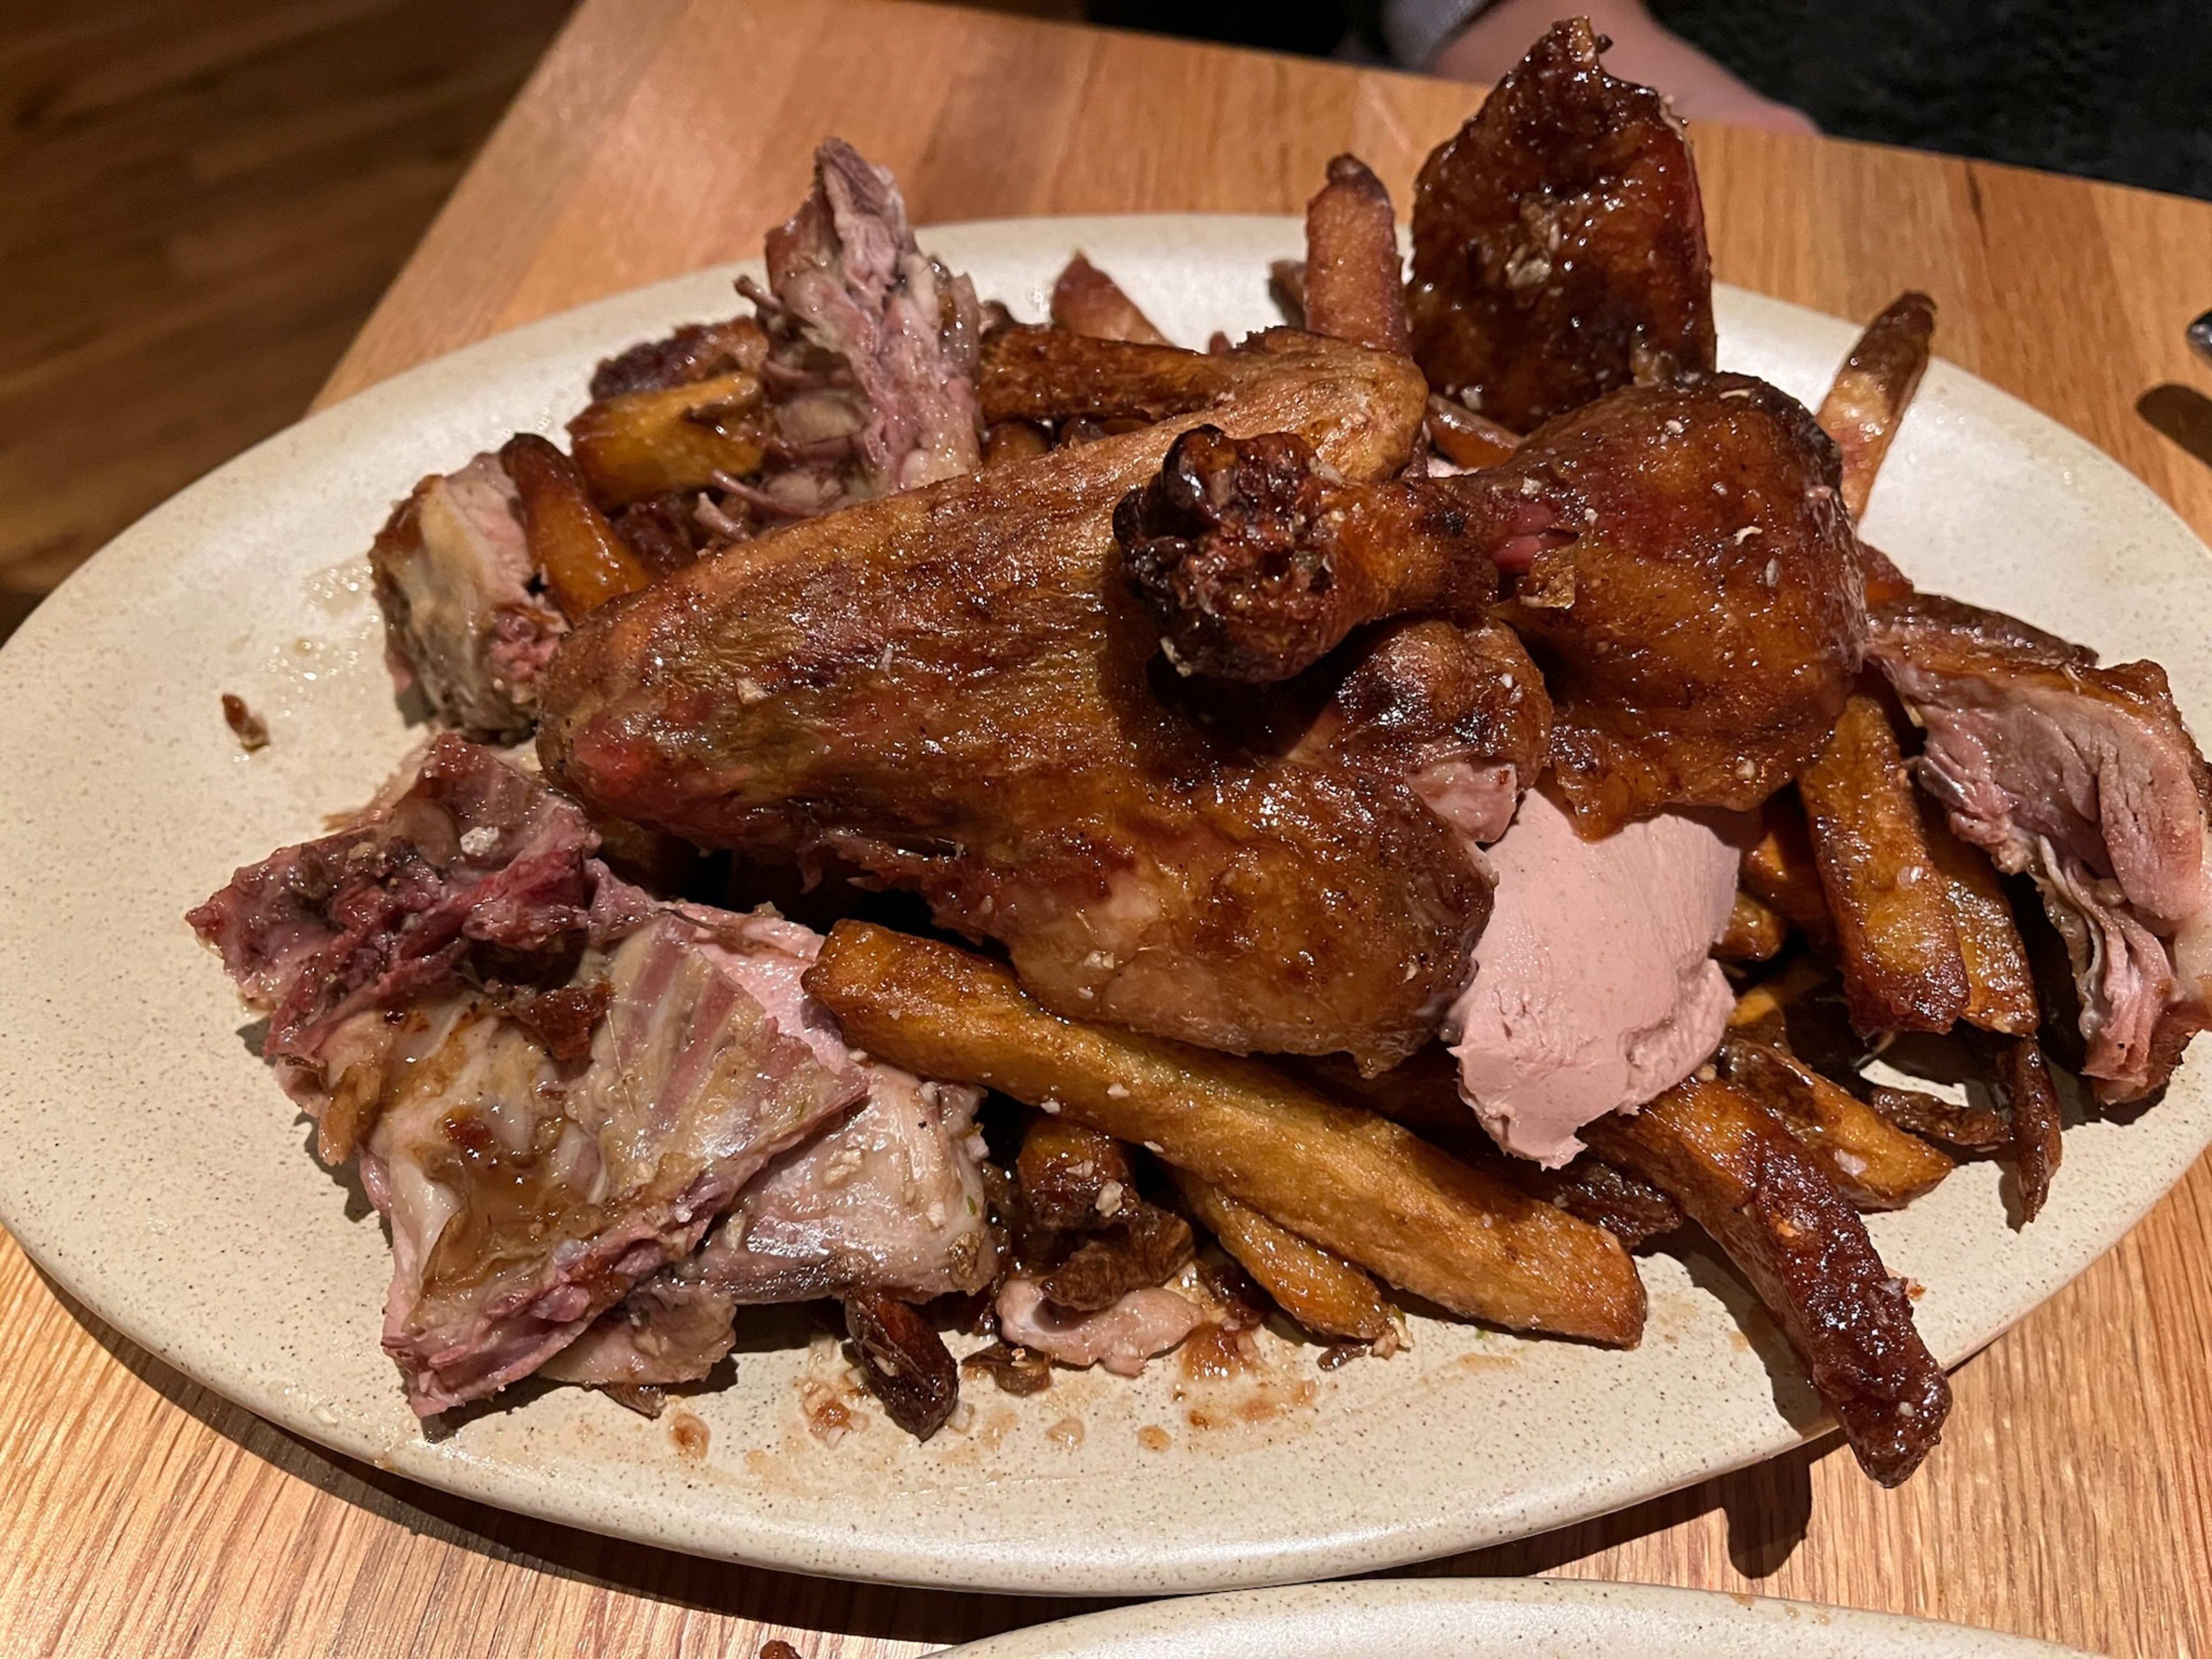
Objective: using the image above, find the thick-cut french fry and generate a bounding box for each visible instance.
[1799,694,1968,1035]
[1996,1037,2063,1222]
[1050,252,1172,346]
[567,369,768,507]
[1169,1170,1395,1343]
[1916,797,2039,1035]
[806,922,1646,1345]
[1717,1037,1952,1209]
[1296,1046,1683,1247]
[1301,155,1409,354]
[979,326,1234,426]
[983,419,1052,469]
[1816,291,1936,520]
[1717,891,1787,963]
[498,435,652,620]
[1726,954,1832,1037]
[1864,1084,2006,1151]
[1268,258,1307,328]
[1741,792,1835,950]
[1584,1077,1951,1486]
[1425,395,1521,469]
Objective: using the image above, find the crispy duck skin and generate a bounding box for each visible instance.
[1408,20,1715,433]
[1486,375,1864,832]
[539,332,1533,1069]
[1816,292,1936,521]
[1300,155,1410,355]
[1116,425,1499,681]
[1118,372,1864,833]
[1585,1077,1951,1486]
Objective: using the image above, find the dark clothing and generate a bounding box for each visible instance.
[1088,0,2212,203]
[1652,0,2211,202]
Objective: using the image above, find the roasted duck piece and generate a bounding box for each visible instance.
[742,138,985,514]
[1869,593,2212,1101]
[1118,372,1866,832]
[1407,19,1715,433]
[369,139,984,741]
[1116,423,1500,681]
[540,331,1536,1069]
[368,454,562,743]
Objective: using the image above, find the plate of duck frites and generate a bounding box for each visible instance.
[3,20,2210,1593]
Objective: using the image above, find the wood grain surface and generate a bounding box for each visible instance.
[9,1,2212,1653]
[0,0,573,643]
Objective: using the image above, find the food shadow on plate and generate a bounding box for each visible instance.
[1673,1244,1829,1440]
[1403,1429,1819,1581]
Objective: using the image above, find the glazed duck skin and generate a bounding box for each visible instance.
[539,332,1547,1070]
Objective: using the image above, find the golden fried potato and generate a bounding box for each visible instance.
[1816,291,1935,520]
[1798,694,1968,1035]
[1169,1170,1395,1343]
[1717,891,1787,963]
[567,369,768,507]
[1584,1077,1950,1486]
[1425,395,1521,469]
[1300,155,1409,354]
[806,922,1645,1345]
[1997,1037,2063,1222]
[1717,1036,1952,1209]
[1050,252,1172,346]
[1917,797,2039,1035]
[499,435,650,620]
[1740,791,1835,950]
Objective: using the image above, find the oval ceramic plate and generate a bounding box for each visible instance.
[940,1580,2086,1657]
[2,218,2209,1597]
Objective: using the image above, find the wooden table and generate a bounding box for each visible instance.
[8,1,2212,1652]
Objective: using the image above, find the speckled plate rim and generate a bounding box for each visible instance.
[2,216,2209,1599]
[937,1579,2088,1656]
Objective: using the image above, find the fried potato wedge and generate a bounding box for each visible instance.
[1741,792,1835,950]
[1268,257,1307,328]
[567,369,768,507]
[1717,1036,1953,1209]
[1425,395,1521,469]
[1864,1083,2006,1152]
[983,419,1052,469]
[1816,291,1936,521]
[807,922,1645,1345]
[1718,891,1787,963]
[1301,155,1409,354]
[1297,1046,1683,1248]
[499,434,651,620]
[1726,953,1832,1039]
[1170,1170,1395,1343]
[1051,252,1172,346]
[1996,1037,2063,1222]
[979,326,1236,426]
[1584,1077,1950,1486]
[1799,694,1968,1035]
[1918,797,2039,1035]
